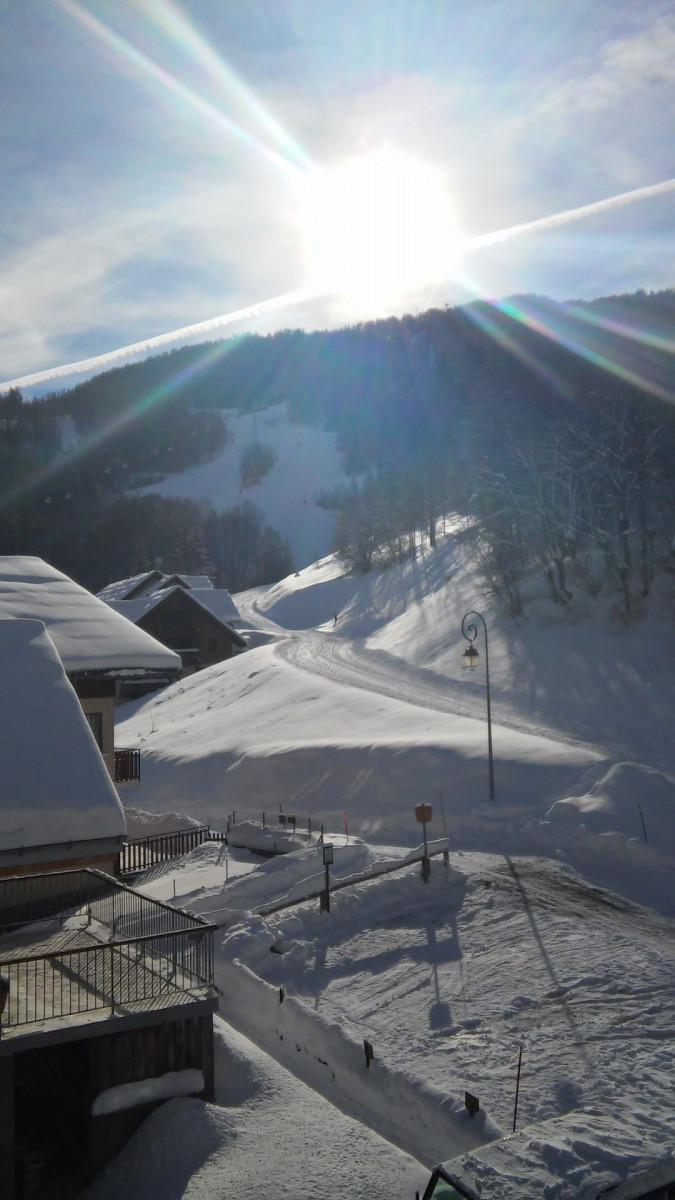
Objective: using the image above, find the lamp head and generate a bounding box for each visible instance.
[463,643,480,670]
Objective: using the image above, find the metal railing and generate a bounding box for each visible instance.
[120,826,225,876]
[114,748,141,784]
[0,869,216,1029]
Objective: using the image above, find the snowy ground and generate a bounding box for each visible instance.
[105,535,675,1197]
[82,1016,427,1200]
[117,535,675,915]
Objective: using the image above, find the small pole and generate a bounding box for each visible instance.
[440,793,449,866]
[638,803,649,844]
[262,811,265,828]
[325,861,330,911]
[512,1044,523,1133]
[109,944,116,1014]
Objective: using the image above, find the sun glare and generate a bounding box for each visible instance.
[298,149,465,311]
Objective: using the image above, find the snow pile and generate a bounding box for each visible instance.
[191,840,375,924]
[226,818,315,855]
[123,806,205,839]
[135,840,260,907]
[92,1070,205,1116]
[80,1098,227,1200]
[547,761,675,852]
[441,1110,675,1200]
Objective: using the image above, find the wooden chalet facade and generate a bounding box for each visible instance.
[101,572,246,675]
[127,586,247,674]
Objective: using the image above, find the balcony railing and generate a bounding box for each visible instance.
[0,869,216,1031]
[119,826,225,876]
[114,748,140,784]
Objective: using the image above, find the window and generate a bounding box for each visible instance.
[85,711,103,750]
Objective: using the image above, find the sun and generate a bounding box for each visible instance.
[298,149,465,310]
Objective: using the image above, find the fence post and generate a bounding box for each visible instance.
[109,944,115,1014]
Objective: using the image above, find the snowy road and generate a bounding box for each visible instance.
[239,587,608,757]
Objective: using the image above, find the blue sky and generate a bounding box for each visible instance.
[1,0,673,388]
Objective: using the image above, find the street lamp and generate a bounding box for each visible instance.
[461,610,495,801]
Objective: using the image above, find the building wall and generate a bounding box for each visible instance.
[72,678,117,780]
[0,850,119,881]
[2,1012,214,1199]
[139,591,239,672]
[87,1015,214,1173]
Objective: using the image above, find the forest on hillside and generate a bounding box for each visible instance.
[1,288,674,610]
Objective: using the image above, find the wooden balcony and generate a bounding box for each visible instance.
[114,748,140,784]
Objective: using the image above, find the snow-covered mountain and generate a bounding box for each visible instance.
[138,402,348,568]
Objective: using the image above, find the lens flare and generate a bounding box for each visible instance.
[299,150,466,310]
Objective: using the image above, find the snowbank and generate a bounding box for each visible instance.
[92,1070,205,1115]
[547,761,675,852]
[123,806,204,840]
[215,954,503,1168]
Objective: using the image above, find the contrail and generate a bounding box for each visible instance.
[4,176,671,392]
[1,289,315,390]
[470,177,675,250]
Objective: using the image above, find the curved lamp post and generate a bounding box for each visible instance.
[461,610,495,801]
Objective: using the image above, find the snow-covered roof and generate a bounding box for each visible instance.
[97,570,163,603]
[108,586,244,641]
[435,1111,675,1200]
[158,574,214,592]
[0,557,181,673]
[0,619,126,852]
[185,588,240,625]
[98,571,215,603]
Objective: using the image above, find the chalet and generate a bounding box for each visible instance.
[0,618,127,878]
[0,618,217,1196]
[101,572,246,675]
[0,557,181,781]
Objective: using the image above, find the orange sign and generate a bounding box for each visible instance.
[415,804,433,823]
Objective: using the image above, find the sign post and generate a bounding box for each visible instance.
[322,842,334,912]
[415,804,433,882]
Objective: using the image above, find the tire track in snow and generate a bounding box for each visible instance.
[274,630,606,756]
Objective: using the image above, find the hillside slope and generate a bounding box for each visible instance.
[138,402,346,568]
[116,533,675,915]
